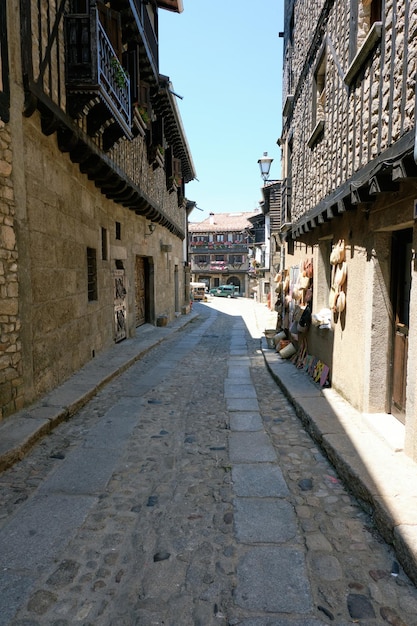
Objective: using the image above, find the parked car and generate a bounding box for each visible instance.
[215,285,238,298]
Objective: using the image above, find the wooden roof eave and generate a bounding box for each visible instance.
[156,0,184,13]
[154,75,196,183]
[290,130,416,240]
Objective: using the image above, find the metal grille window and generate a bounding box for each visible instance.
[87,247,98,301]
[101,227,108,260]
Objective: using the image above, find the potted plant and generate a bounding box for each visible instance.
[110,57,128,90]
[168,175,181,192]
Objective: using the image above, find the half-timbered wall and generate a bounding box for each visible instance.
[284,0,417,223]
[281,0,417,462]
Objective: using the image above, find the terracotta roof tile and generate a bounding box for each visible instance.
[189,211,261,233]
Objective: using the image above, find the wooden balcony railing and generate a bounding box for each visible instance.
[190,243,248,252]
[65,12,131,140]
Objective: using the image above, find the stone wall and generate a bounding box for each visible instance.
[284,0,417,221]
[18,112,185,404]
[0,121,23,419]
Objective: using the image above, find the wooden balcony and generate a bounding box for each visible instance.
[190,243,248,253]
[65,12,132,149]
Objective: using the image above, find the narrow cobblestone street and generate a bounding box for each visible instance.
[1,299,417,625]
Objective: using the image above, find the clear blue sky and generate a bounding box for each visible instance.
[159,1,284,222]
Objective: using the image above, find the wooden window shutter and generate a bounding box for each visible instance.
[97,1,122,60]
[123,46,139,104]
[173,158,182,180]
[139,82,150,111]
[152,116,163,148]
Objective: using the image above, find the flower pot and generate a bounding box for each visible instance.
[279,342,297,359]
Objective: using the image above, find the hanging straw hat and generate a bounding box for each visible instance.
[329,287,338,310]
[334,261,347,288]
[336,290,346,313]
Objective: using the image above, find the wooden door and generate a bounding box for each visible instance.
[135,256,146,326]
[390,229,412,421]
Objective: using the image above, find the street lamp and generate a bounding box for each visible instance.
[258,152,273,183]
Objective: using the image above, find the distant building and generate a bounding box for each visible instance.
[188,212,261,296]
[249,180,283,306]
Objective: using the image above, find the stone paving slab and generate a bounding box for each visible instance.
[0,572,35,626]
[229,431,277,463]
[224,382,257,398]
[235,546,313,613]
[234,497,298,543]
[229,412,264,432]
[225,366,252,385]
[0,493,95,570]
[227,397,260,412]
[232,463,290,497]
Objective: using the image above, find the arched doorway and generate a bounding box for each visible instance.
[227,276,241,292]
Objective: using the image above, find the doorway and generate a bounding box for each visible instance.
[390,228,412,422]
[113,264,127,342]
[135,255,149,327]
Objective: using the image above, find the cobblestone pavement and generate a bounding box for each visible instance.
[1,300,417,625]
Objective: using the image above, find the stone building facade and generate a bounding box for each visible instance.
[280,0,417,460]
[0,118,22,419]
[0,0,195,419]
[189,212,262,297]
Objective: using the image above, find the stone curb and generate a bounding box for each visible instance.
[261,341,417,588]
[0,312,199,473]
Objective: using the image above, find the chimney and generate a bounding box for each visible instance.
[209,212,215,225]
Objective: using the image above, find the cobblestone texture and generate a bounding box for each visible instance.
[0,301,417,625]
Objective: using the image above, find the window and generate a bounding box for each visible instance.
[217,234,224,242]
[139,82,151,117]
[124,44,140,105]
[0,0,10,123]
[358,0,382,48]
[87,248,98,301]
[101,227,108,260]
[345,0,383,85]
[115,221,121,240]
[97,1,122,60]
[69,0,88,11]
[308,49,326,148]
[172,157,182,184]
[313,51,326,129]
